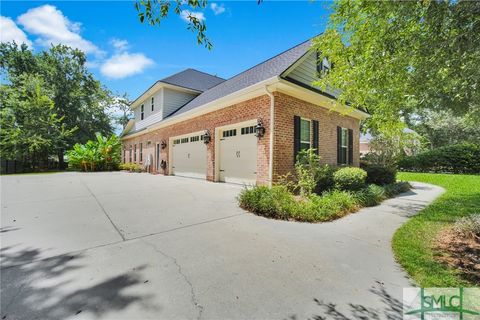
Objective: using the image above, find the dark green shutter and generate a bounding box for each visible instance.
[312,120,319,155]
[294,116,301,162]
[337,126,342,165]
[348,129,354,165]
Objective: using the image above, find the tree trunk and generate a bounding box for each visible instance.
[58,151,65,170]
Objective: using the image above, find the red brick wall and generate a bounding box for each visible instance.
[122,91,360,185]
[122,95,271,184]
[272,92,360,180]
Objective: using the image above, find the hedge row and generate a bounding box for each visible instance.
[398,143,480,174]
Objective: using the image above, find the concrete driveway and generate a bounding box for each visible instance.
[0,172,443,320]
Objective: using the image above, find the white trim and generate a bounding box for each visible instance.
[214,119,257,182]
[265,85,274,187]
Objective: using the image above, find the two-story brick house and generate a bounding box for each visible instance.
[121,38,369,185]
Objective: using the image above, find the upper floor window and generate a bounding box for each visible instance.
[151,97,154,112]
[316,52,330,76]
[300,118,311,150]
[140,105,144,120]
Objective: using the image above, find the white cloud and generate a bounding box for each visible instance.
[110,38,129,52]
[180,10,205,23]
[0,16,32,46]
[17,5,102,55]
[100,53,154,79]
[210,3,225,15]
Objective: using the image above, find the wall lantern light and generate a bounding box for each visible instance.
[203,130,211,144]
[161,140,167,149]
[255,119,266,138]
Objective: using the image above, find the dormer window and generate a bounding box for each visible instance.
[141,104,144,120]
[151,97,154,112]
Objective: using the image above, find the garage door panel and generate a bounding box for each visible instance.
[172,134,207,179]
[219,125,257,185]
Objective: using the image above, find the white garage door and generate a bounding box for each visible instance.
[171,133,207,179]
[219,124,257,185]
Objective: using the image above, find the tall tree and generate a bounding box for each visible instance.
[312,0,480,135]
[1,43,113,167]
[0,74,74,168]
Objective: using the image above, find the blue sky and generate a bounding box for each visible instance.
[1,1,331,100]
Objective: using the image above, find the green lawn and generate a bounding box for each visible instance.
[393,172,480,287]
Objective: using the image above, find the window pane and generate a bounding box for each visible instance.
[300,142,310,151]
[341,128,348,147]
[300,119,310,142]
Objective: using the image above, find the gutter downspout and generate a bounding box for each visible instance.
[265,85,274,187]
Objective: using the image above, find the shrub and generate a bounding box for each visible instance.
[314,164,336,194]
[333,167,367,191]
[383,181,411,198]
[453,214,480,240]
[238,185,296,220]
[354,184,386,207]
[301,190,358,221]
[67,133,121,171]
[119,162,143,172]
[362,164,397,185]
[295,149,322,196]
[397,143,480,174]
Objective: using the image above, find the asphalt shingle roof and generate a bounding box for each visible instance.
[166,39,312,119]
[160,68,225,92]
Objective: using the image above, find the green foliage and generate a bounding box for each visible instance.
[119,162,144,173]
[354,184,386,207]
[362,164,397,185]
[413,110,480,149]
[383,181,411,198]
[393,172,480,286]
[314,164,336,194]
[333,167,367,191]
[238,185,296,220]
[135,0,212,49]
[313,0,480,134]
[1,42,113,167]
[298,190,358,222]
[66,133,121,172]
[295,148,322,197]
[398,143,480,174]
[0,74,74,165]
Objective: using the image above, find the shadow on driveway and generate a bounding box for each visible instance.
[1,246,159,320]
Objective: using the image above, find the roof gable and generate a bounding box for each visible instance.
[165,40,312,119]
[160,68,225,92]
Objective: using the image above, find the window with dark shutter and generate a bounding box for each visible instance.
[312,120,319,155]
[337,126,342,165]
[348,129,354,165]
[294,116,301,162]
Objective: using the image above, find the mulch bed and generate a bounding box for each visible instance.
[434,227,480,284]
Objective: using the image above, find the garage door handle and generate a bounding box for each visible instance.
[219,169,225,172]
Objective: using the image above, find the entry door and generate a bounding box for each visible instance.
[171,134,207,179]
[219,125,257,185]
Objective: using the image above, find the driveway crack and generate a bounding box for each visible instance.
[141,239,204,320]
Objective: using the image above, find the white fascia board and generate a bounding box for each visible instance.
[120,119,135,137]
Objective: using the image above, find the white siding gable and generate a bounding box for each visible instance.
[163,88,197,118]
[284,51,339,97]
